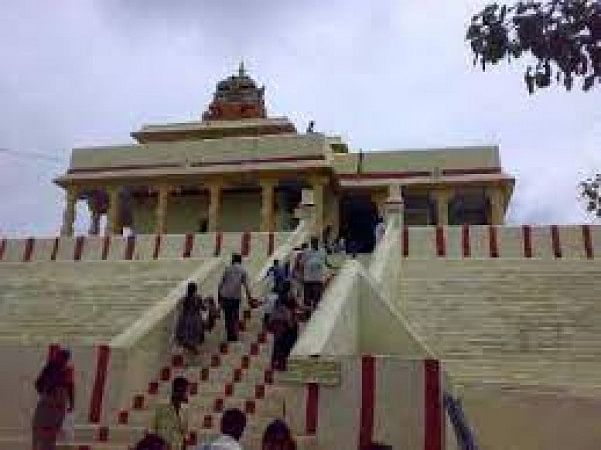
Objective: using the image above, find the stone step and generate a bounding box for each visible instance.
[188,395,284,417]
[400,259,601,391]
[68,424,146,443]
[123,389,281,427]
[49,433,317,450]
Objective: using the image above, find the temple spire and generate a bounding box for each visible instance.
[202,62,267,121]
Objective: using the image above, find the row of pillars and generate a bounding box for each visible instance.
[377,185,506,226]
[433,187,505,225]
[61,182,504,236]
[60,177,328,237]
[61,186,121,236]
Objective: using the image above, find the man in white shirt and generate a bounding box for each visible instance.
[218,254,254,342]
[198,408,246,450]
[303,237,329,309]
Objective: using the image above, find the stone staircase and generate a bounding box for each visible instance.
[0,260,207,344]
[58,301,317,450]
[0,229,326,449]
[399,259,601,394]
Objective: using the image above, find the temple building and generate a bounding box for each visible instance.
[6,64,601,450]
[55,63,514,250]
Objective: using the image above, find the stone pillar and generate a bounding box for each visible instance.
[434,188,452,225]
[294,188,315,223]
[89,210,101,235]
[208,183,221,232]
[329,193,340,237]
[310,177,325,236]
[155,185,169,234]
[384,184,404,228]
[106,186,121,235]
[487,187,505,225]
[372,190,388,218]
[60,186,78,236]
[260,180,275,232]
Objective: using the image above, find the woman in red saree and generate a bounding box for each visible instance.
[32,349,72,450]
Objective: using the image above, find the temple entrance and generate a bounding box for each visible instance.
[340,194,379,253]
[277,180,303,231]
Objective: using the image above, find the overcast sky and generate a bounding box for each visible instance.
[1,0,600,236]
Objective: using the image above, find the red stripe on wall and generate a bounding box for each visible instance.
[153,235,162,260]
[101,236,110,260]
[215,232,223,256]
[305,383,319,435]
[359,355,376,450]
[241,232,251,257]
[268,232,275,256]
[522,225,532,258]
[68,154,325,175]
[74,236,85,261]
[461,224,470,258]
[402,226,409,258]
[424,359,442,450]
[551,225,562,258]
[22,237,35,262]
[191,154,326,168]
[89,345,111,423]
[183,233,194,258]
[0,238,6,261]
[124,236,136,260]
[50,238,60,261]
[337,167,501,180]
[582,225,594,259]
[435,227,446,257]
[68,162,181,174]
[488,225,499,258]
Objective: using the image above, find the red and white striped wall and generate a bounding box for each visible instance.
[46,342,112,425]
[0,342,109,433]
[291,356,443,450]
[402,225,601,259]
[0,232,288,263]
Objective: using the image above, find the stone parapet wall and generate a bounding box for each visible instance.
[0,342,97,432]
[280,356,445,450]
[0,232,292,263]
[460,383,601,450]
[402,224,600,259]
[284,258,438,449]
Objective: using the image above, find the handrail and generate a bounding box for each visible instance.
[291,260,361,357]
[444,391,480,450]
[251,220,310,295]
[110,257,224,348]
[367,219,435,358]
[369,220,400,297]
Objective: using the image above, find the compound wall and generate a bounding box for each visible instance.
[401,224,600,259]
[0,232,291,263]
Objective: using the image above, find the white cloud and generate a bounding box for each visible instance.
[0,0,599,235]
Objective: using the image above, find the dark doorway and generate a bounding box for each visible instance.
[340,194,379,253]
[278,180,303,231]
